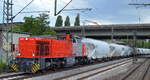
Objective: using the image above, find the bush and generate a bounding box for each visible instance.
[0,62,7,72]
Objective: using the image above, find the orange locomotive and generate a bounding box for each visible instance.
[10,34,88,73]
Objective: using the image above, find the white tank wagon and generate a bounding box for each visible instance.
[138,48,150,54]
[109,44,122,57]
[82,38,150,60]
[82,38,110,59]
[148,49,150,54]
[137,48,146,54]
[109,44,133,57]
[136,48,141,54]
[145,49,150,54]
[120,45,133,56]
[82,38,134,60]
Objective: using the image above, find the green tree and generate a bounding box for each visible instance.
[64,16,70,26]
[42,29,57,35]
[12,13,56,35]
[74,13,80,26]
[55,15,63,27]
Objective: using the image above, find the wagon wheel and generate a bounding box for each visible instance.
[51,64,57,71]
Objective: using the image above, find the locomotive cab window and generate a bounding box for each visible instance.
[72,38,76,43]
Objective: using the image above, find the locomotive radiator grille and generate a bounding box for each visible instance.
[31,64,40,73]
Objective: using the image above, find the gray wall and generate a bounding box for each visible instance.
[0,32,30,63]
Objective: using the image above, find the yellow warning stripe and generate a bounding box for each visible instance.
[14,64,18,71]
[11,64,15,71]
[11,64,19,72]
[31,64,40,73]
[32,64,40,72]
[32,65,37,72]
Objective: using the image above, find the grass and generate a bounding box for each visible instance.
[0,62,7,72]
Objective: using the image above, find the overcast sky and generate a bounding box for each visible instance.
[0,0,150,26]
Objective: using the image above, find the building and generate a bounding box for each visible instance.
[0,22,30,62]
[0,31,30,63]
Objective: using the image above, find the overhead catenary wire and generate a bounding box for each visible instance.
[54,0,73,16]
[129,0,150,23]
[63,8,92,11]
[12,0,35,19]
[129,0,150,7]
[20,11,50,14]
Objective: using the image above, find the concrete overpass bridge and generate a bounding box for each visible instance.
[51,23,150,39]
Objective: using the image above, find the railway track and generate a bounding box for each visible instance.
[109,59,150,80]
[120,59,148,80]
[0,72,28,80]
[55,59,132,80]
[21,58,131,80]
[142,60,150,80]
[120,59,147,80]
[0,58,132,80]
[141,60,150,80]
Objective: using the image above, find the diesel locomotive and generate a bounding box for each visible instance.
[10,34,88,73]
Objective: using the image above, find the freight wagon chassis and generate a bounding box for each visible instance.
[10,55,139,73]
[10,56,89,73]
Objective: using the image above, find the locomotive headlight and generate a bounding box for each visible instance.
[18,53,21,56]
[32,53,35,57]
[25,38,28,40]
[16,52,20,56]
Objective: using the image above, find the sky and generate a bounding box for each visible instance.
[1,0,150,26]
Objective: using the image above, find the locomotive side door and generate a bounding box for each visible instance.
[36,41,49,56]
[36,41,49,69]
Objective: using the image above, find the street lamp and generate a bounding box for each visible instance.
[81,19,101,37]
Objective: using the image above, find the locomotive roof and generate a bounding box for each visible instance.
[31,34,81,39]
[34,35,58,39]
